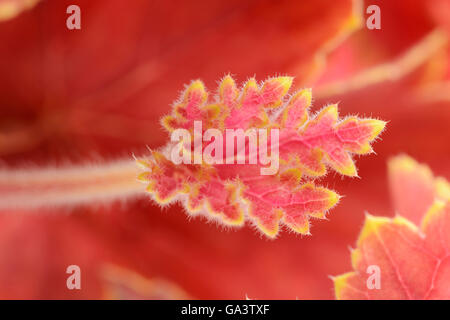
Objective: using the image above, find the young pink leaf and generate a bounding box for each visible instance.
[139,76,386,237]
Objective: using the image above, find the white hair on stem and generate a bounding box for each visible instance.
[0,159,143,210]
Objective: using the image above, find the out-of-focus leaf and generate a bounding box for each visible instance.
[0,0,39,21]
[102,265,190,300]
[335,156,450,299]
[335,201,450,299]
[388,155,450,225]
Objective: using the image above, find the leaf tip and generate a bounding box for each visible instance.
[358,213,390,244]
[333,272,354,300]
[366,119,387,140]
[421,200,447,231]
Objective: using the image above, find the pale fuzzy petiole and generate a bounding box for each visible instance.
[0,160,142,210]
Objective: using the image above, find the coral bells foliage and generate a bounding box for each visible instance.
[137,76,386,237]
[335,156,450,299]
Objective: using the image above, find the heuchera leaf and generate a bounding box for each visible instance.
[138,76,386,237]
[388,155,450,225]
[335,156,450,299]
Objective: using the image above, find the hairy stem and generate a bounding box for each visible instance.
[0,159,143,211]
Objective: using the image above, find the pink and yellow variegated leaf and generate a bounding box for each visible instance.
[138,152,244,226]
[277,103,385,177]
[388,155,450,225]
[334,200,450,299]
[139,76,385,237]
[242,179,339,237]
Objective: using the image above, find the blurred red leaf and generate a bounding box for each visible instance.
[335,201,450,299]
[335,156,450,299]
[388,155,449,225]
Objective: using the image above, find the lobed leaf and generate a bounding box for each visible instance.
[335,201,450,299]
[140,76,385,237]
[335,156,450,299]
